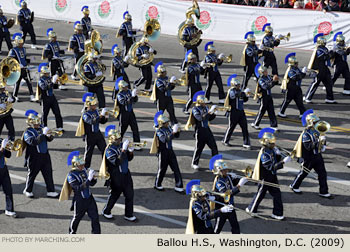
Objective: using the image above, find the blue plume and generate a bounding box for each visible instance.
[186,179,201,195]
[67,151,80,166]
[185,49,193,62]
[333,32,342,42]
[258,127,275,139]
[227,74,237,87]
[46,28,53,37]
[81,5,89,12]
[12,32,23,40]
[111,44,118,55]
[193,90,205,102]
[25,109,38,117]
[154,61,163,73]
[74,21,81,28]
[254,63,261,78]
[37,63,48,73]
[105,125,116,137]
[284,52,296,64]
[209,154,223,171]
[301,109,314,126]
[115,76,123,91]
[262,23,271,32]
[82,92,94,102]
[123,11,129,19]
[153,110,164,127]
[314,33,324,44]
[204,41,214,51]
[244,31,254,39]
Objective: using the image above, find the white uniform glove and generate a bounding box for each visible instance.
[124,55,130,62]
[142,54,149,59]
[220,205,233,213]
[1,139,8,149]
[259,44,265,50]
[7,96,14,103]
[217,53,225,60]
[122,139,130,151]
[52,74,59,84]
[209,105,217,114]
[208,196,215,201]
[149,47,154,53]
[170,76,177,83]
[95,71,103,77]
[132,89,137,97]
[321,145,326,152]
[273,147,281,155]
[88,169,95,181]
[200,60,206,68]
[244,88,250,95]
[172,124,179,133]
[20,64,24,68]
[301,66,308,74]
[238,177,248,187]
[43,127,50,136]
[320,136,326,142]
[79,48,84,52]
[128,147,135,152]
[101,108,108,116]
[0,104,6,110]
[277,34,283,40]
[283,156,292,164]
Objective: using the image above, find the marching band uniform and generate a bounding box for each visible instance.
[304,34,336,103]
[222,76,251,148]
[17,2,36,46]
[150,112,183,192]
[260,24,280,76]
[117,12,136,57]
[331,33,350,95]
[111,45,130,99]
[202,42,225,104]
[8,34,35,102]
[185,91,218,170]
[101,126,136,221]
[21,110,59,198]
[279,53,307,118]
[290,110,331,198]
[251,65,278,130]
[81,6,92,39]
[0,85,15,141]
[69,22,85,80]
[0,138,16,217]
[0,9,13,52]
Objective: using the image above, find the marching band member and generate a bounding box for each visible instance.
[117,11,137,57]
[0,137,16,218]
[185,91,218,170]
[69,21,85,81]
[60,151,100,234]
[290,110,332,198]
[83,52,106,109]
[304,33,336,104]
[0,82,15,141]
[81,6,92,39]
[240,31,261,89]
[260,23,280,76]
[76,93,108,169]
[0,8,13,53]
[180,17,202,72]
[42,28,66,90]
[246,128,291,220]
[278,53,307,118]
[133,36,156,92]
[21,109,59,199]
[36,63,64,131]
[331,32,350,95]
[9,33,35,102]
[150,62,178,126]
[115,78,142,149]
[251,64,279,130]
[150,111,183,192]
[111,44,130,99]
[202,41,225,104]
[209,155,247,234]
[185,180,233,234]
[100,125,137,222]
[17,1,36,48]
[183,50,204,115]
[222,75,251,149]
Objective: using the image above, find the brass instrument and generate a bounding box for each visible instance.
[144,19,161,41]
[218,54,233,63]
[85,30,103,54]
[99,108,119,119]
[0,57,21,86]
[315,120,330,153]
[128,141,147,148]
[209,105,227,112]
[208,190,231,204]
[0,91,14,116]
[5,139,22,151]
[48,129,64,137]
[89,169,110,180]
[275,145,296,158]
[236,166,281,188]
[276,32,291,42]
[177,0,202,47]
[172,75,187,86]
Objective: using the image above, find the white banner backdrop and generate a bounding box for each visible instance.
[1,0,350,50]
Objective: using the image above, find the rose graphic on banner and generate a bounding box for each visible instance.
[15,0,21,7]
[251,16,268,35]
[146,6,160,20]
[313,21,333,40]
[55,0,67,13]
[98,0,111,18]
[196,11,212,30]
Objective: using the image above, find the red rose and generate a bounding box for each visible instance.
[148,6,159,19]
[100,1,110,14]
[254,16,267,31]
[317,21,332,35]
[199,11,211,25]
[57,0,67,8]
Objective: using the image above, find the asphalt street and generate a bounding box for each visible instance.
[0,14,349,234]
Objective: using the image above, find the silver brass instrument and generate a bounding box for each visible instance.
[276,32,291,42]
[5,139,22,151]
[0,57,21,86]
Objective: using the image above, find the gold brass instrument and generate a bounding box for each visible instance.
[275,145,296,158]
[218,54,233,63]
[85,30,103,54]
[5,139,22,151]
[236,166,281,188]
[0,57,21,86]
[144,19,161,41]
[172,75,187,86]
[0,91,14,116]
[208,190,231,204]
[177,0,202,47]
[89,169,110,180]
[128,141,147,148]
[57,73,68,85]
[315,120,330,153]
[209,105,227,112]
[99,108,119,119]
[276,32,291,42]
[48,129,64,137]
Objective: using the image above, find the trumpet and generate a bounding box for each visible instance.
[47,129,64,137]
[88,169,110,180]
[276,32,291,42]
[128,141,147,148]
[57,73,68,85]
[99,108,119,119]
[218,53,232,63]
[171,76,187,86]
[209,105,228,112]
[5,139,22,151]
[314,120,330,153]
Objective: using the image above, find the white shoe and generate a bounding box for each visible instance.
[250,123,260,130]
[23,190,34,198]
[144,88,152,92]
[192,164,199,170]
[59,85,68,90]
[271,127,278,132]
[299,115,303,119]
[179,69,186,74]
[243,144,251,150]
[31,44,36,49]
[322,86,326,90]
[319,193,332,198]
[174,187,184,193]
[47,192,59,198]
[245,207,257,217]
[271,214,285,220]
[101,211,113,219]
[347,162,350,168]
[289,185,302,194]
[14,96,20,102]
[30,95,36,102]
[154,185,164,191]
[134,145,141,151]
[304,99,312,104]
[218,99,225,104]
[124,216,137,222]
[5,210,17,218]
[325,99,337,104]
[278,112,286,118]
[342,90,350,95]
[70,74,79,81]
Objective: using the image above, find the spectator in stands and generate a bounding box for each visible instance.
[279,0,293,8]
[341,0,350,11]
[265,0,279,7]
[252,0,267,5]
[305,0,319,9]
[294,0,304,7]
[240,0,255,5]
[324,0,341,10]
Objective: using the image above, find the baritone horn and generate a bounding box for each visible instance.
[5,139,22,151]
[0,57,21,86]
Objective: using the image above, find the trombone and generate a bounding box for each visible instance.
[235,166,281,188]
[208,190,231,204]
[5,139,22,151]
